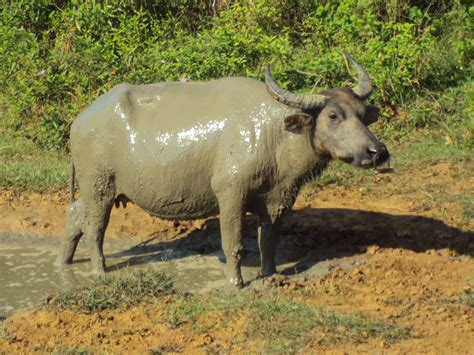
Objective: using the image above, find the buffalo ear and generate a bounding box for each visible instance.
[363,105,380,126]
[284,113,314,134]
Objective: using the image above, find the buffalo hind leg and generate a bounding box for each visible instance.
[83,198,114,274]
[258,216,281,276]
[55,198,86,266]
[217,193,245,288]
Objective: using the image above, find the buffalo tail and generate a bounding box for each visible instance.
[69,162,76,204]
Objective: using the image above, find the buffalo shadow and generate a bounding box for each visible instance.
[105,208,473,273]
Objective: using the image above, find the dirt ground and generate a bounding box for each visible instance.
[0,161,473,353]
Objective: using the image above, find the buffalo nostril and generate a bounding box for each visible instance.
[378,149,389,161]
[376,145,390,164]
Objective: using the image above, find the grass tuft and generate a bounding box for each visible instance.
[460,287,474,308]
[0,318,9,342]
[53,267,173,313]
[165,293,211,329]
[54,348,92,355]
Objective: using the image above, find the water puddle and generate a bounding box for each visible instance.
[0,233,124,316]
[0,232,352,317]
[0,233,261,316]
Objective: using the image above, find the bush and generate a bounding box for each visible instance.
[1,0,472,149]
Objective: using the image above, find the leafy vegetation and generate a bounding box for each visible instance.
[1,0,472,149]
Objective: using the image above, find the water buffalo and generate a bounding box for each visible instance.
[56,52,389,287]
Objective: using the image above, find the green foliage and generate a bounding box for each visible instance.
[0,128,69,191]
[53,267,173,313]
[1,0,472,149]
[383,80,474,147]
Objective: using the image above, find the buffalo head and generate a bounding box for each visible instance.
[266,51,390,168]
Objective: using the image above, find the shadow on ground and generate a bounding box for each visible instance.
[105,208,474,273]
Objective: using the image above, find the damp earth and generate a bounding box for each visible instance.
[0,160,473,353]
[0,215,361,317]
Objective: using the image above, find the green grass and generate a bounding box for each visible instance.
[53,267,173,313]
[0,129,69,192]
[210,292,409,352]
[460,287,474,308]
[49,267,409,352]
[431,190,474,227]
[54,349,92,355]
[165,293,211,329]
[161,290,409,351]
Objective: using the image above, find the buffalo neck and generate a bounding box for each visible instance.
[274,126,329,191]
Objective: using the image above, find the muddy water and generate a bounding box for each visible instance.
[0,233,126,316]
[1,231,357,317]
[0,232,262,316]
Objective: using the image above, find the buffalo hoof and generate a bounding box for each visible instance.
[260,265,277,277]
[228,276,244,289]
[53,256,73,267]
[91,261,106,276]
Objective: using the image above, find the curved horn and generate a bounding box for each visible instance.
[343,50,373,100]
[265,65,328,110]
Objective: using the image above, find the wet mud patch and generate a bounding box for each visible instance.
[2,205,471,319]
[0,224,316,317]
[0,233,132,316]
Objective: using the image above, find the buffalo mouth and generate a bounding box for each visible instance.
[373,154,393,173]
[364,154,392,173]
[346,153,392,173]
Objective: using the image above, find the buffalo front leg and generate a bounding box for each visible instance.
[217,195,245,288]
[258,216,280,276]
[55,198,85,266]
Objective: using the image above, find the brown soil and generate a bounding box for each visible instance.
[1,161,473,353]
